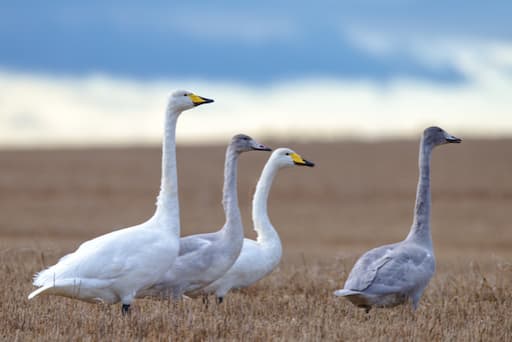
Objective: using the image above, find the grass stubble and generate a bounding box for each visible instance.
[0,140,511,341]
[2,250,511,341]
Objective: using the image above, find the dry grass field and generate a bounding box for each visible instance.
[0,138,511,341]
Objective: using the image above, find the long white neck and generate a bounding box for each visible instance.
[154,104,180,234]
[406,137,433,248]
[220,144,242,237]
[252,159,281,246]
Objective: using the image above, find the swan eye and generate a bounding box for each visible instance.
[183,94,188,97]
[285,152,290,156]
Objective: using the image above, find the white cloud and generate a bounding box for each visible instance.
[1,40,512,149]
[343,25,512,75]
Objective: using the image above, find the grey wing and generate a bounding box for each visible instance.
[179,233,216,256]
[361,245,435,295]
[344,243,399,291]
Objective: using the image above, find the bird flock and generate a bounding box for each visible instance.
[28,90,461,315]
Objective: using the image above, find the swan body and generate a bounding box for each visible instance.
[200,148,314,301]
[334,127,461,311]
[137,134,271,299]
[28,90,213,314]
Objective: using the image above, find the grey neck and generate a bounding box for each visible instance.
[154,105,180,232]
[221,144,242,229]
[406,138,433,247]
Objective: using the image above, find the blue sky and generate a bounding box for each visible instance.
[3,1,510,83]
[1,1,511,146]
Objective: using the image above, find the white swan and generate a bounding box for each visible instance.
[28,90,213,314]
[334,126,461,312]
[199,148,314,302]
[137,134,272,300]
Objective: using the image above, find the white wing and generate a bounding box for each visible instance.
[34,224,173,289]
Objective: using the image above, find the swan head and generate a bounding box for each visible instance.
[270,148,315,168]
[423,126,462,146]
[168,90,214,113]
[231,134,272,153]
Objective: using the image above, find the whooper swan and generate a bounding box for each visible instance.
[28,90,213,314]
[199,148,314,303]
[334,126,461,312]
[137,134,271,299]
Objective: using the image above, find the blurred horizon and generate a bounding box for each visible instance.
[1,1,511,147]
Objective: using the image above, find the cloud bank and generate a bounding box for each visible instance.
[1,30,511,148]
[0,75,509,148]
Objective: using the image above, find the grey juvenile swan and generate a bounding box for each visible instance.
[334,126,461,312]
[28,90,213,314]
[199,148,315,302]
[138,134,271,299]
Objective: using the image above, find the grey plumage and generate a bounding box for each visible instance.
[334,126,461,311]
[137,134,271,299]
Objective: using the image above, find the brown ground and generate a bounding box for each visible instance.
[0,139,511,341]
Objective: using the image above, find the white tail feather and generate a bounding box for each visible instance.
[28,284,54,300]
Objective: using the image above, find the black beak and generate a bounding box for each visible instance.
[295,159,315,167]
[194,97,214,106]
[252,144,272,151]
[446,136,462,143]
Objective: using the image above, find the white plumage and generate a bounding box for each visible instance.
[334,127,461,312]
[28,90,214,314]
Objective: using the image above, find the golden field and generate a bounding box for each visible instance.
[0,138,511,341]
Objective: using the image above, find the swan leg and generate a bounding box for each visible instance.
[216,296,223,304]
[202,295,209,307]
[122,304,130,315]
[411,298,419,311]
[363,305,371,314]
[411,291,423,310]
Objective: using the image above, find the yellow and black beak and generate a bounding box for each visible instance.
[290,153,315,167]
[188,93,214,106]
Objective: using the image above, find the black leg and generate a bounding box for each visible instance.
[364,306,371,314]
[216,296,223,304]
[122,304,130,315]
[202,295,209,307]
